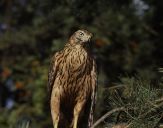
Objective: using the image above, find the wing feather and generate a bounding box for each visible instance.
[88,60,97,128]
[47,53,59,98]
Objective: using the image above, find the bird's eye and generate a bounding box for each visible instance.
[79,32,84,36]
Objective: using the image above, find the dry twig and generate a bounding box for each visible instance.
[91,107,125,128]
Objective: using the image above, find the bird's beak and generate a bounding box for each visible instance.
[90,33,93,38]
[88,35,92,42]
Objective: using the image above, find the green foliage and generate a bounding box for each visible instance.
[17,121,30,128]
[108,77,163,128]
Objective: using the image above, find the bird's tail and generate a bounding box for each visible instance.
[88,87,97,128]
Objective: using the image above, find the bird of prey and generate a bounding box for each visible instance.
[48,29,97,128]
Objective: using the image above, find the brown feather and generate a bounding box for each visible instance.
[48,29,97,128]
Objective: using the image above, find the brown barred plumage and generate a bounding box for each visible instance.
[48,29,97,128]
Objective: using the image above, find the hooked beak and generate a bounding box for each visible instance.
[88,34,93,42]
[88,38,91,42]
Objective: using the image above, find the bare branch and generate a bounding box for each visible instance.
[91,107,125,128]
[155,97,163,103]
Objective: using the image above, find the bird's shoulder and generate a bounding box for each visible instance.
[50,50,63,63]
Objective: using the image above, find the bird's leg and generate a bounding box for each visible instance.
[73,100,85,128]
[51,90,60,128]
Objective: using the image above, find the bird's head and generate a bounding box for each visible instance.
[69,29,93,45]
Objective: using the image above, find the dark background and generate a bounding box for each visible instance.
[0,0,163,127]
